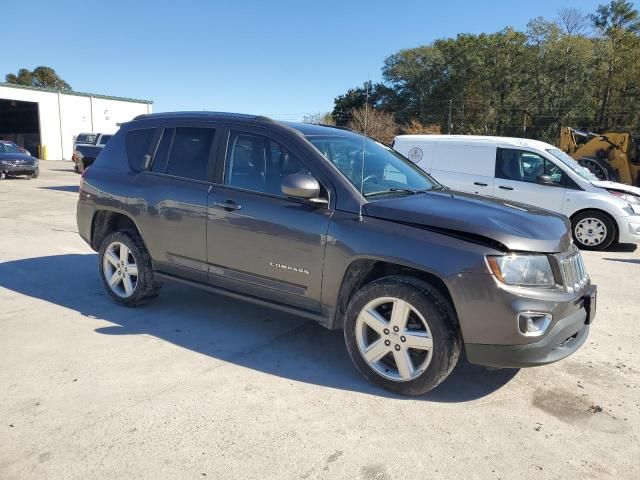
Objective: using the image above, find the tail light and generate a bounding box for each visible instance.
[79,167,89,198]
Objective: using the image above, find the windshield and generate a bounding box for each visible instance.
[0,143,20,154]
[547,148,598,182]
[305,134,440,197]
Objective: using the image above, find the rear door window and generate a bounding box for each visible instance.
[165,127,215,181]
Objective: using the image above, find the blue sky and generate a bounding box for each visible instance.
[4,0,605,120]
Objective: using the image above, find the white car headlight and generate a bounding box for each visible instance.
[487,254,555,287]
[608,190,640,214]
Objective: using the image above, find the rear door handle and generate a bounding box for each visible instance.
[213,200,242,211]
[498,185,514,190]
[474,182,488,186]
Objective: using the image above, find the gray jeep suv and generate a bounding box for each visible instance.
[77,112,597,395]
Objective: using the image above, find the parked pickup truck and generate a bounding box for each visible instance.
[73,133,113,150]
[72,145,103,173]
[76,112,597,395]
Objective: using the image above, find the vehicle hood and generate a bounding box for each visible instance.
[364,189,572,253]
[591,180,640,198]
[0,152,36,162]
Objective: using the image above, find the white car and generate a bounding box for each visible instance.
[393,135,640,250]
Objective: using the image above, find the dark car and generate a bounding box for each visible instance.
[0,141,39,179]
[76,112,597,395]
[72,145,103,173]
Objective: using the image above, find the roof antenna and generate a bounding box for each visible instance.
[358,80,370,222]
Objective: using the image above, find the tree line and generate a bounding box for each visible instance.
[324,0,640,145]
[5,66,72,91]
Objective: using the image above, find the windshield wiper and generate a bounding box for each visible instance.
[365,188,420,197]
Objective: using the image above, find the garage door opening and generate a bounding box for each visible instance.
[0,99,41,158]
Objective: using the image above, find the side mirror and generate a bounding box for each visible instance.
[536,175,554,185]
[282,173,327,204]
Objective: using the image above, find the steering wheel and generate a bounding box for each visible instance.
[363,174,379,184]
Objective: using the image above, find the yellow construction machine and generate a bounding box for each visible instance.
[559,127,640,186]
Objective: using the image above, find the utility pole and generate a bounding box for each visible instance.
[460,101,465,134]
[447,99,453,134]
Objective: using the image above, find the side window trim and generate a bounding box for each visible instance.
[149,128,175,174]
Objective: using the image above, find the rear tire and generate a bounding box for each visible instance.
[343,276,461,396]
[571,210,615,251]
[98,231,160,306]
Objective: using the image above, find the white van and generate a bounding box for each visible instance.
[393,135,640,250]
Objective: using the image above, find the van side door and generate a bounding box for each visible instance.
[492,148,566,212]
[430,144,495,195]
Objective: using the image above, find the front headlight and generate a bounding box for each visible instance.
[487,254,555,287]
[608,190,640,214]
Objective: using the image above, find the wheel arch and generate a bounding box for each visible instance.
[331,258,457,330]
[569,208,619,243]
[90,209,147,251]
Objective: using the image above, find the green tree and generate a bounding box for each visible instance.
[590,0,640,126]
[332,1,640,142]
[331,82,397,126]
[5,66,72,90]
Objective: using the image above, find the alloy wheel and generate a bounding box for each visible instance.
[102,241,139,298]
[355,296,434,382]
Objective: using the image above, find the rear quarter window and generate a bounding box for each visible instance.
[126,128,157,171]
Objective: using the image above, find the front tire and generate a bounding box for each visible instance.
[344,276,461,396]
[571,210,615,250]
[98,231,160,306]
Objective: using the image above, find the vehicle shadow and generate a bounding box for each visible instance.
[0,254,519,402]
[605,243,637,253]
[603,257,640,264]
[39,185,79,193]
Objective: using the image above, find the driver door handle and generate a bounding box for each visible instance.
[213,200,242,211]
[498,185,514,190]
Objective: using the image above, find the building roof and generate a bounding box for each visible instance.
[0,82,153,104]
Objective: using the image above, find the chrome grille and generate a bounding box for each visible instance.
[559,249,589,293]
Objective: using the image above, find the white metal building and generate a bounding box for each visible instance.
[0,83,152,160]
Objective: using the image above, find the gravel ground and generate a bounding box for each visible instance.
[1,161,639,479]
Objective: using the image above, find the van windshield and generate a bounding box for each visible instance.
[305,134,441,198]
[547,148,598,182]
